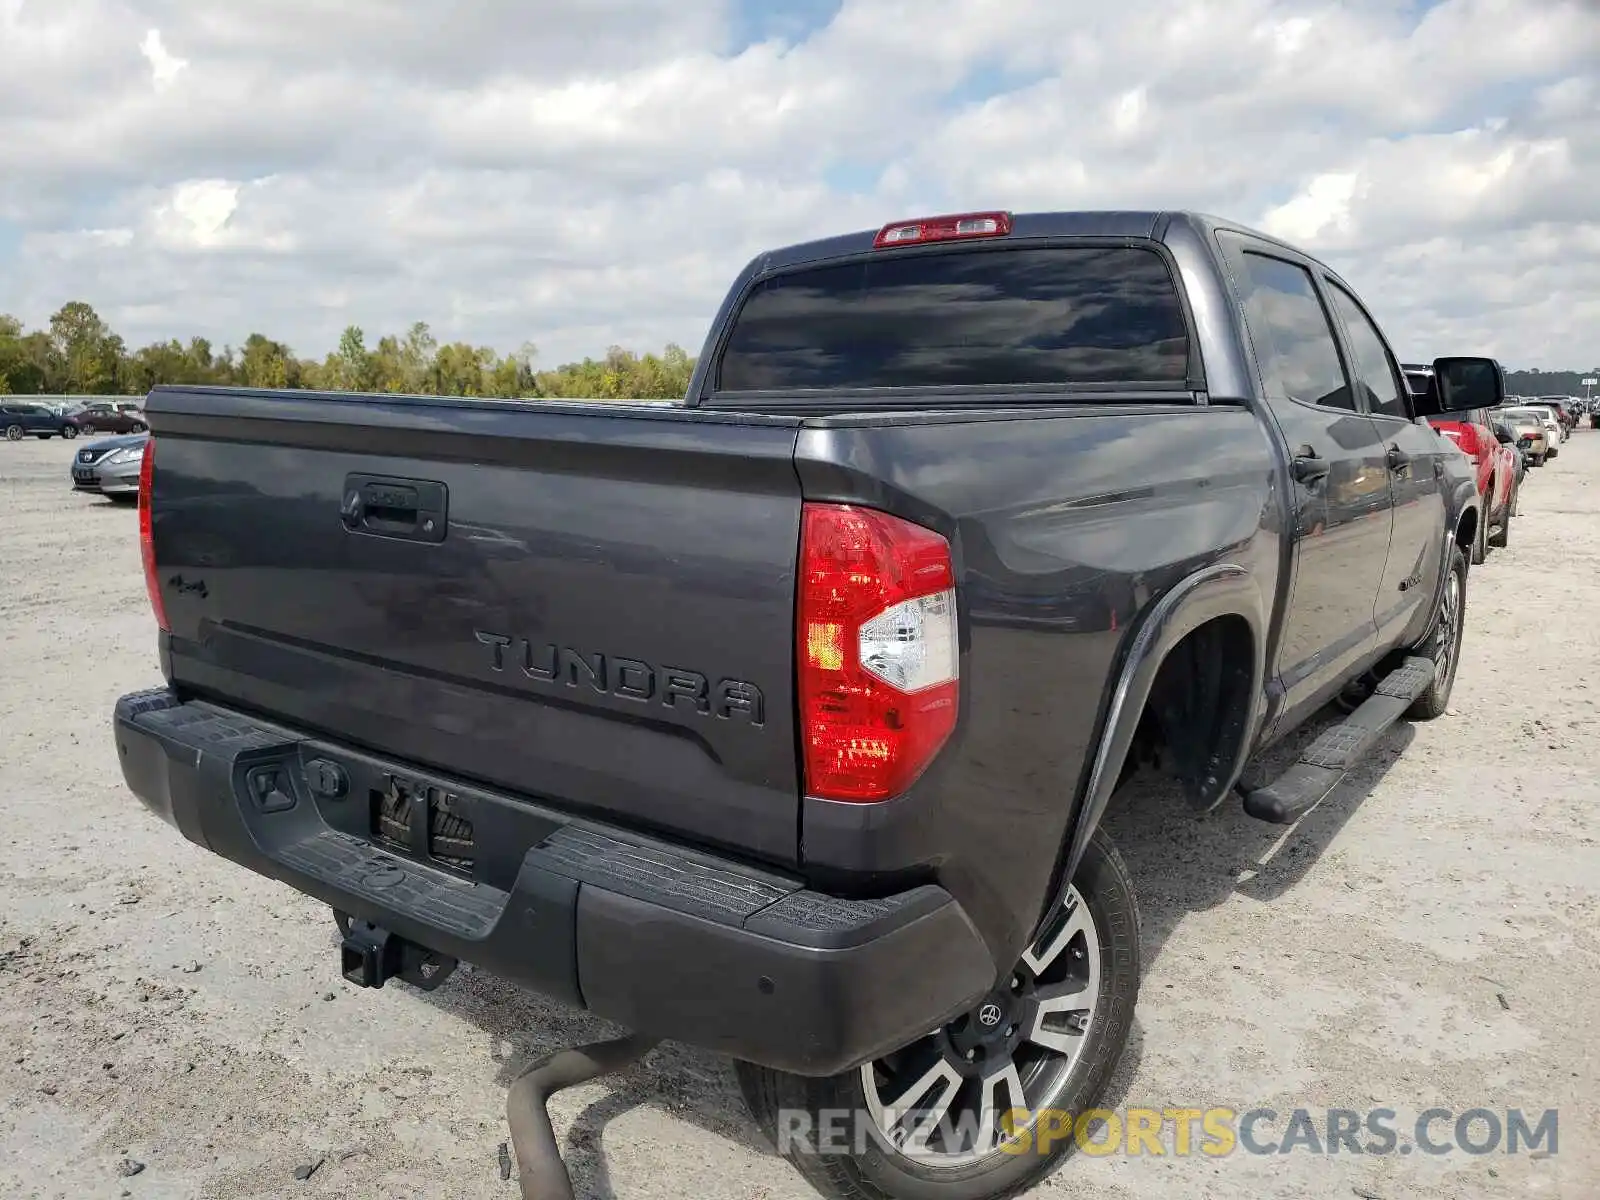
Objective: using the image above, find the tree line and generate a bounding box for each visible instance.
[0,302,697,401]
[3,300,1593,403]
[1504,368,1598,398]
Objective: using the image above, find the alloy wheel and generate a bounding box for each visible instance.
[859,884,1101,1166]
[1432,568,1462,693]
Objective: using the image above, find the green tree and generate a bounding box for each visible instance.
[1,305,709,400]
[48,301,120,392]
[325,325,376,392]
[240,333,293,388]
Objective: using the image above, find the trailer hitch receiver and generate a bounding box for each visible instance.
[339,920,458,991]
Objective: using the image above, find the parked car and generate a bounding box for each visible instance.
[1487,418,1524,521]
[1404,366,1514,563]
[1535,396,1576,433]
[1,402,82,441]
[1504,405,1562,459]
[68,433,148,501]
[111,209,1496,1200]
[1498,409,1550,466]
[72,400,149,436]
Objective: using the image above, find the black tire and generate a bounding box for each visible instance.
[61,425,78,440]
[130,421,148,433]
[736,827,1140,1200]
[1407,543,1467,721]
[4,424,23,441]
[1470,506,1487,565]
[80,423,96,435]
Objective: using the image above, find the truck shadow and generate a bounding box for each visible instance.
[420,970,774,1199]
[411,701,1411,1196]
[1101,704,1416,971]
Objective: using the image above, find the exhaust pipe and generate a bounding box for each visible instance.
[504,1032,661,1199]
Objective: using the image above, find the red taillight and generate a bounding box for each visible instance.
[139,438,168,632]
[798,503,959,802]
[872,210,1013,249]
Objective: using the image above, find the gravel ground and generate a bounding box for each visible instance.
[2,431,1596,1200]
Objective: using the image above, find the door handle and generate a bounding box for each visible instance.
[1386,444,1411,472]
[1291,448,1330,484]
[340,474,448,543]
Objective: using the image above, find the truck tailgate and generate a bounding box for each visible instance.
[145,388,805,864]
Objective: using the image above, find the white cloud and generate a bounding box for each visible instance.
[0,0,1596,369]
[1263,173,1360,244]
[157,179,240,247]
[139,27,186,89]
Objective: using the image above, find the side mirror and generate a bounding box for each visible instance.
[1422,356,1505,414]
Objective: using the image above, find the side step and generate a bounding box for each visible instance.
[1242,656,1435,824]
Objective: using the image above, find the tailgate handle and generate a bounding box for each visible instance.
[341,474,448,543]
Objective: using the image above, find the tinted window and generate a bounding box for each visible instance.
[1326,282,1408,419]
[1236,253,1352,410]
[715,245,1190,392]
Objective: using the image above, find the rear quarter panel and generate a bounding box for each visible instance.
[793,404,1282,965]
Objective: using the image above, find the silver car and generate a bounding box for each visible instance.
[69,433,147,502]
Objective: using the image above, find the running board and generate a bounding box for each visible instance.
[1242,656,1436,824]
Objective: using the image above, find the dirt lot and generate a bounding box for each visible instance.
[2,432,1596,1200]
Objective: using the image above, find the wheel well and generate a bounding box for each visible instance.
[1456,508,1478,552]
[1120,615,1255,808]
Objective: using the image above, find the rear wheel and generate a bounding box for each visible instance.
[737,828,1140,1200]
[1407,543,1467,721]
[61,425,78,440]
[1470,507,1487,564]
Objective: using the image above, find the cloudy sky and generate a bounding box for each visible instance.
[2,0,1597,370]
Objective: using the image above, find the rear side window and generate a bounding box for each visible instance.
[1235,253,1353,411]
[1326,281,1409,419]
[715,245,1191,392]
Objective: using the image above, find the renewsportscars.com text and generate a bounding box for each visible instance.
[777,1106,1559,1158]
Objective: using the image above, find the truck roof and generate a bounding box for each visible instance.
[756,209,1274,272]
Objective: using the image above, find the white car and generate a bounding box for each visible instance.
[1535,397,1578,440]
[1522,403,1568,448]
[1502,406,1561,460]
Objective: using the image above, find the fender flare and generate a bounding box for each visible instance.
[1056,562,1268,891]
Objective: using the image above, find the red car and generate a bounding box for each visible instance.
[1405,366,1515,562]
[71,400,148,436]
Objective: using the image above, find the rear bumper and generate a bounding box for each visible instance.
[112,689,994,1076]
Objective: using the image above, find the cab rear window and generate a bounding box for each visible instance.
[715,245,1190,393]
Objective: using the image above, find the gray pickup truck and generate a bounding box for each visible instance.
[114,210,1499,1200]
